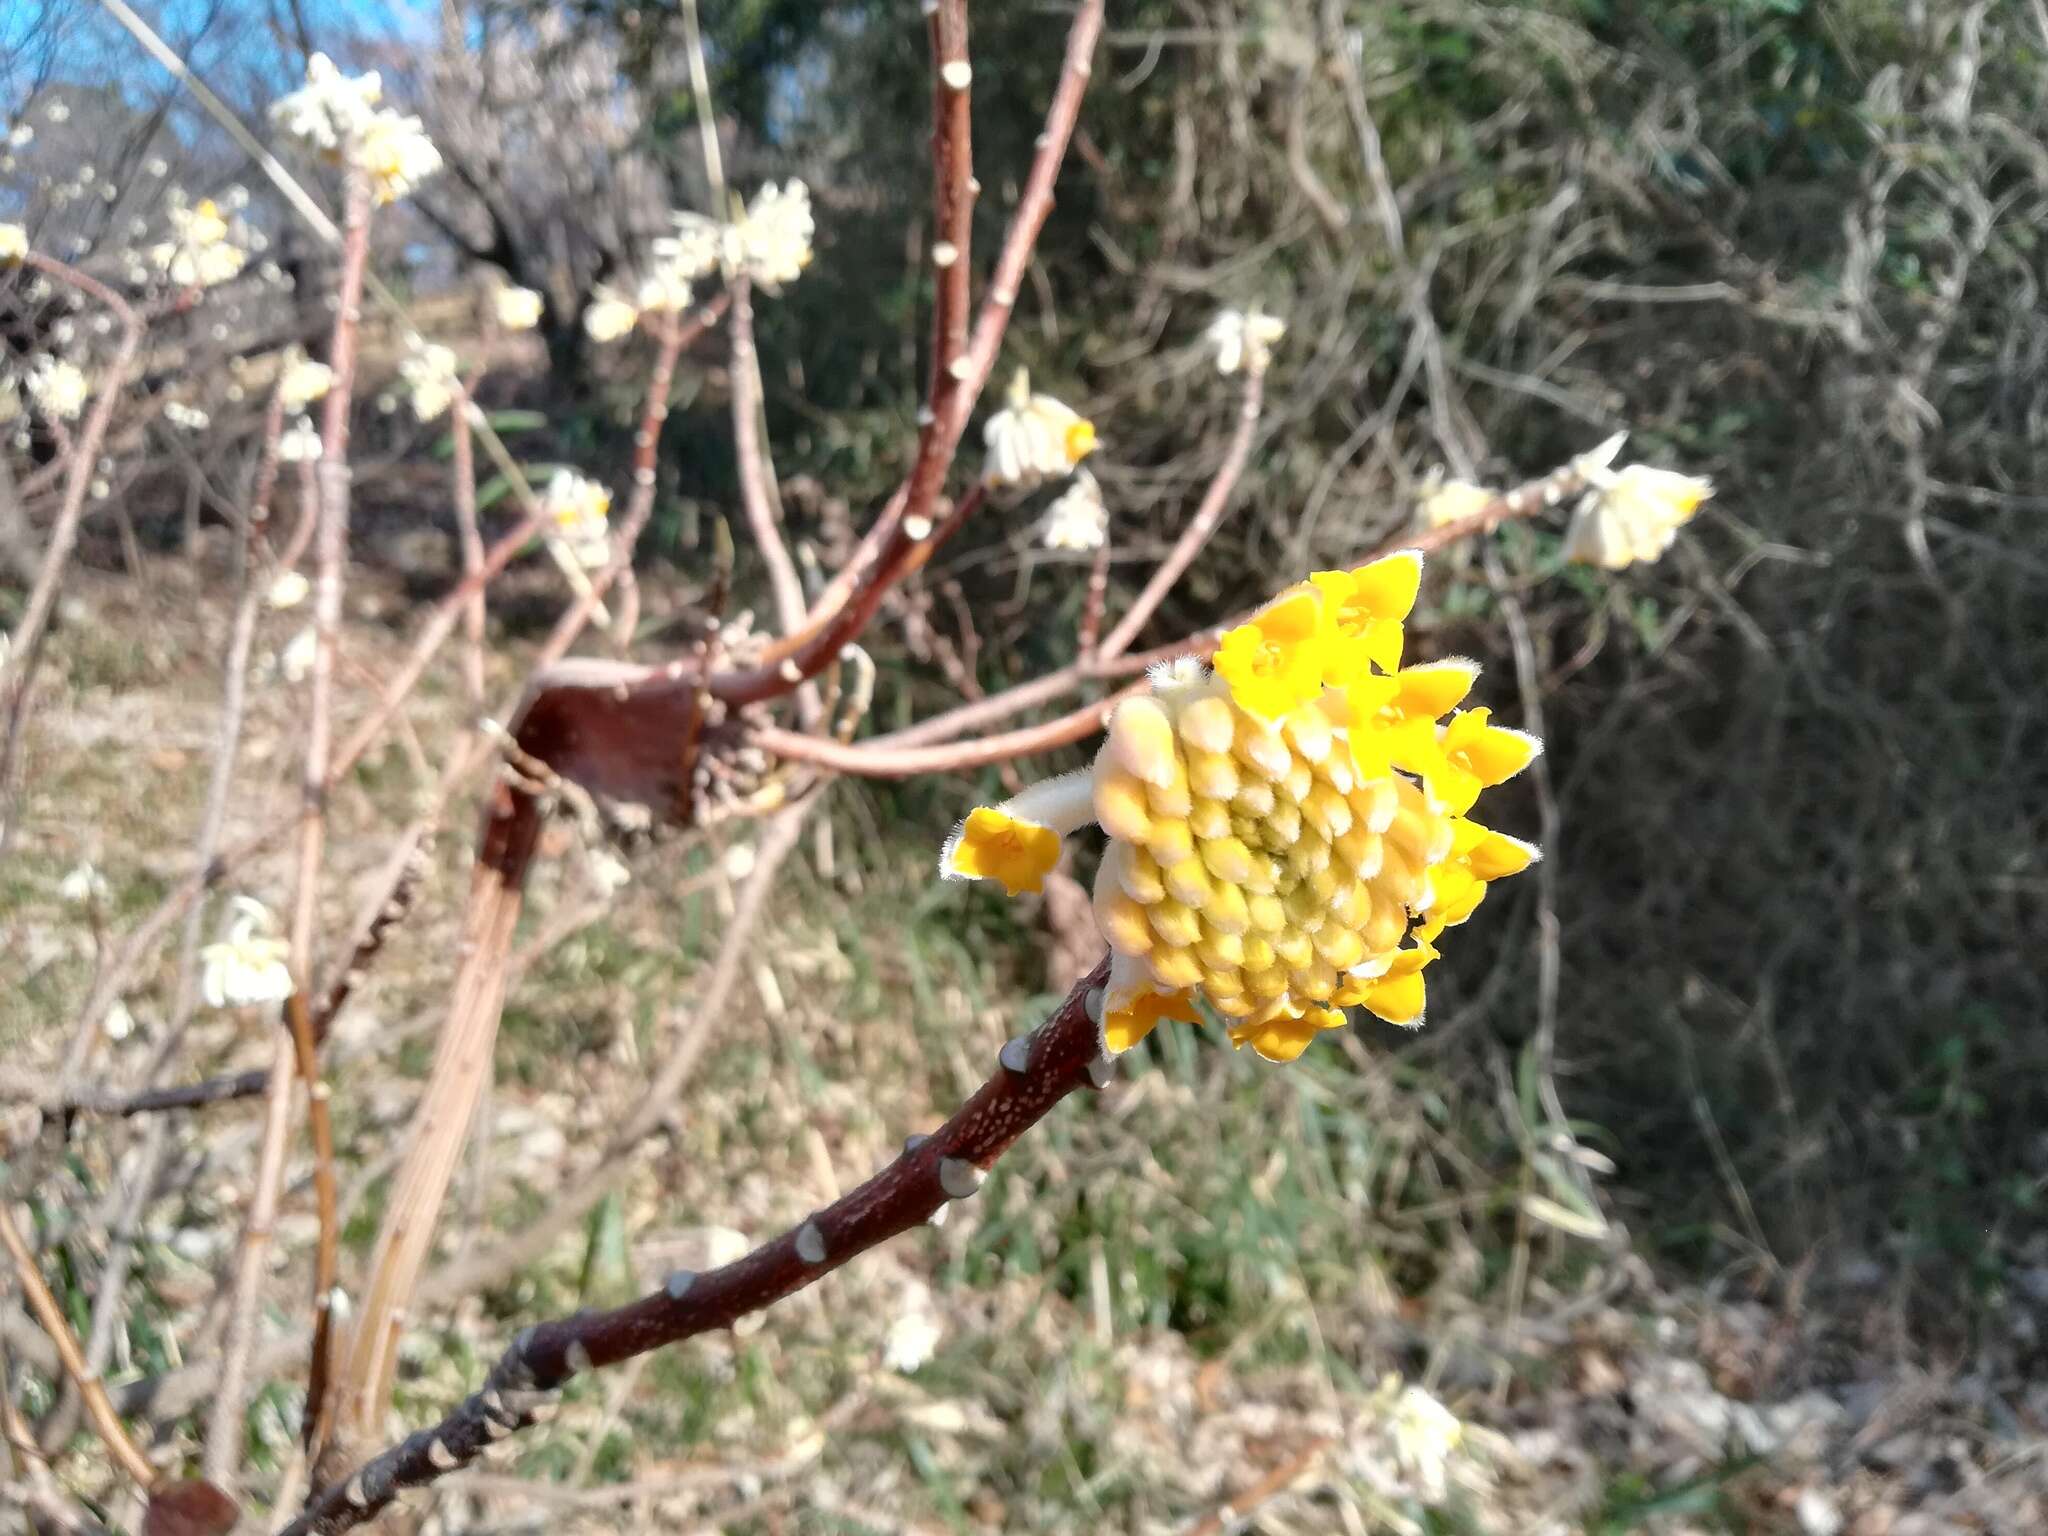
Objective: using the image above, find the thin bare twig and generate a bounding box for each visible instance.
[200,1033,295,1485]
[1097,367,1264,659]
[290,165,374,978]
[3,252,143,868]
[69,381,296,1433]
[1077,536,1114,658]
[220,168,375,1490]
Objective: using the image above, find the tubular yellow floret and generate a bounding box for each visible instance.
[943,555,1540,1062]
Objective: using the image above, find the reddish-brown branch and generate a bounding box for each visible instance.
[1097,367,1264,660]
[749,0,1104,678]
[712,481,985,707]
[281,956,1113,1536]
[928,0,974,395]
[288,986,341,1457]
[750,680,1141,777]
[629,298,724,530]
[291,168,374,974]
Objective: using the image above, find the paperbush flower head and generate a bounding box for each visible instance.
[982,368,1097,492]
[270,54,382,151]
[200,896,294,1008]
[400,338,459,421]
[583,284,640,343]
[1043,469,1108,551]
[1205,305,1286,376]
[278,415,323,462]
[60,861,109,904]
[0,223,25,263]
[635,266,694,315]
[26,356,87,421]
[270,53,439,205]
[883,1303,943,1374]
[278,625,318,682]
[150,196,245,289]
[494,285,544,331]
[1414,469,1496,532]
[357,109,441,205]
[651,217,725,286]
[277,349,333,409]
[543,469,612,567]
[164,402,210,431]
[1564,459,1714,569]
[657,181,814,292]
[268,570,310,609]
[1383,1378,1466,1504]
[942,553,1541,1063]
[733,181,813,289]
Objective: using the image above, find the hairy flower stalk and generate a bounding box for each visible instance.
[944,553,1541,1062]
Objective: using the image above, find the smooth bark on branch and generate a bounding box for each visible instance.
[282,955,1114,1536]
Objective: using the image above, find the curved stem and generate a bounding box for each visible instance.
[1097,368,1263,660]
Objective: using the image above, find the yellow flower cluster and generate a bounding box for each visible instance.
[942,553,1541,1064]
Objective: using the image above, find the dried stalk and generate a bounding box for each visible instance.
[318,293,716,1461]
[281,955,1114,1536]
[324,776,537,1462]
[415,805,809,1310]
[0,1204,157,1490]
